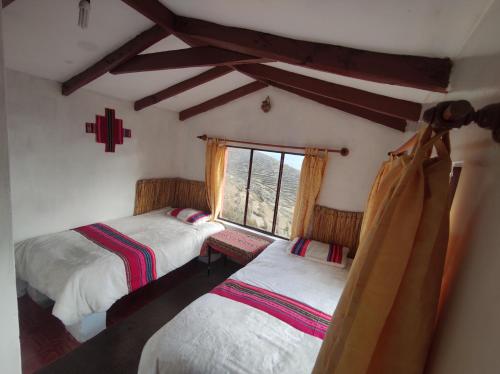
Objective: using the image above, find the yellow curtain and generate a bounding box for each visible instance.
[313,125,452,374]
[291,148,328,238]
[205,138,227,221]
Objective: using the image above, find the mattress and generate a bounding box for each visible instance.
[138,239,350,374]
[15,208,224,326]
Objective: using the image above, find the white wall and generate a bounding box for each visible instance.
[6,70,179,242]
[174,86,407,213]
[424,25,500,374]
[0,10,22,374]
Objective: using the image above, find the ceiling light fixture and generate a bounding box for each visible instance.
[78,0,91,29]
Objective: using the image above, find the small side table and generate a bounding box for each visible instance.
[201,228,273,275]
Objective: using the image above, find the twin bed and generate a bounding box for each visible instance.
[16,208,223,341]
[15,177,364,372]
[15,178,222,342]
[139,239,350,374]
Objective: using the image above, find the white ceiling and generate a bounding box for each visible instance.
[3,0,499,113]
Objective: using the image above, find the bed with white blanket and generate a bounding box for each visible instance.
[15,208,224,342]
[138,239,350,374]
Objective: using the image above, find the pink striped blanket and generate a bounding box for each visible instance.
[73,223,157,292]
[211,279,331,339]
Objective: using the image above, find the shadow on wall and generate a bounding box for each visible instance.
[448,53,500,104]
[437,158,490,317]
[426,137,500,372]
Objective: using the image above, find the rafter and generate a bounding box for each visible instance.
[120,0,452,92]
[121,0,176,31]
[179,81,267,121]
[62,25,170,95]
[236,64,421,121]
[135,66,232,111]
[111,47,266,74]
[269,82,407,131]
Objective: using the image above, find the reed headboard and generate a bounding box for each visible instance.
[310,205,364,258]
[134,178,363,256]
[133,177,209,215]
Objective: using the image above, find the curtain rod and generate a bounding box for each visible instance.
[389,100,500,155]
[197,134,349,156]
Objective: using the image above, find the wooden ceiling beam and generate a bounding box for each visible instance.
[179,81,267,121]
[236,64,421,121]
[120,0,176,32]
[120,0,451,92]
[269,82,407,131]
[135,66,232,111]
[174,16,451,92]
[111,47,267,74]
[62,25,170,95]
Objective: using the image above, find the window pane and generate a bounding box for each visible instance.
[246,151,281,232]
[221,147,250,224]
[275,154,304,238]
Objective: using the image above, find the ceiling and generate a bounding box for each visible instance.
[3,0,499,113]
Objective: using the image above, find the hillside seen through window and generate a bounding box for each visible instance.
[221,147,304,238]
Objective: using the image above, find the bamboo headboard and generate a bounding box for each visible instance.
[134,178,363,256]
[133,178,209,215]
[310,205,364,258]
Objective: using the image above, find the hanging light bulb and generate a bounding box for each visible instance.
[78,0,91,29]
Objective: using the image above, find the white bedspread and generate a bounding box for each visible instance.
[15,209,224,326]
[138,239,350,374]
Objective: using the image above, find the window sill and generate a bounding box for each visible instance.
[216,220,286,242]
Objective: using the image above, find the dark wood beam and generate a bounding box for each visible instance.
[135,66,232,111]
[120,0,176,31]
[111,47,266,74]
[2,0,16,7]
[62,25,170,95]
[179,81,267,121]
[175,16,451,92]
[269,82,407,131]
[236,64,421,121]
[120,0,451,92]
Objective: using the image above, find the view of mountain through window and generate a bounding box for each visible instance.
[221,147,304,238]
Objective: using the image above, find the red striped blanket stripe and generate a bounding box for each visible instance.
[73,223,157,292]
[211,279,331,339]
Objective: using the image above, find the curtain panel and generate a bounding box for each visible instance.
[313,126,452,374]
[205,139,227,221]
[291,148,328,238]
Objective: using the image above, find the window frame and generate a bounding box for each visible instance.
[220,145,304,239]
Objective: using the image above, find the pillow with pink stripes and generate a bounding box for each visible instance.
[289,237,349,268]
[166,208,211,225]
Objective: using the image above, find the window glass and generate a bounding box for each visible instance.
[245,151,281,232]
[220,147,250,224]
[221,147,304,237]
[275,154,304,238]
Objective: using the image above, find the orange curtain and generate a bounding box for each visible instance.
[313,125,452,374]
[205,138,227,220]
[291,148,328,238]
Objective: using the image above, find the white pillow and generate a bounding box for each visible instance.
[166,208,211,225]
[288,237,349,268]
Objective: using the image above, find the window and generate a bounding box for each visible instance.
[221,147,304,238]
